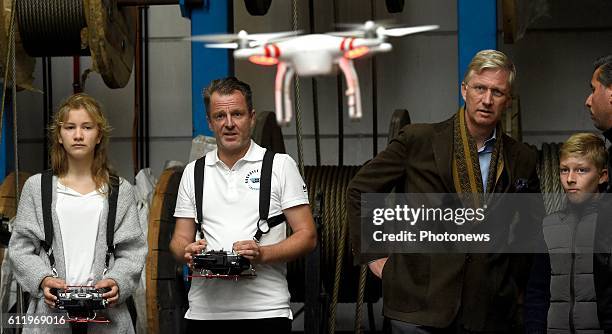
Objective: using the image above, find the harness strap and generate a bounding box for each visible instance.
[105,175,120,270]
[193,149,286,243]
[255,150,286,242]
[194,156,206,240]
[40,171,119,275]
[41,170,55,271]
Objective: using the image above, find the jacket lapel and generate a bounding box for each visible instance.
[432,119,455,193]
[499,135,518,193]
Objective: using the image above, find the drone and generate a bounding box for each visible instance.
[191,21,439,126]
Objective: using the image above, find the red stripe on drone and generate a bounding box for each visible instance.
[270,44,280,57]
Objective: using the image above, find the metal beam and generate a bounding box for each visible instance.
[189,1,233,137]
[457,0,497,104]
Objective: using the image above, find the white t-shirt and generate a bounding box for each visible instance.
[56,183,104,286]
[174,141,309,320]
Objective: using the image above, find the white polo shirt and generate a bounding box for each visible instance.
[174,141,309,320]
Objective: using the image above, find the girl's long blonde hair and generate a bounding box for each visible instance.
[48,93,113,190]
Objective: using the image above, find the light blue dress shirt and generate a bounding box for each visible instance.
[478,128,497,193]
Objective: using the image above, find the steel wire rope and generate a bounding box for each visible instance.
[16,0,87,56]
[329,167,343,334]
[537,143,566,214]
[291,0,304,175]
[549,143,564,212]
[541,143,552,213]
[296,166,365,332]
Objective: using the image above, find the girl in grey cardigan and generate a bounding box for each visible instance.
[8,94,147,334]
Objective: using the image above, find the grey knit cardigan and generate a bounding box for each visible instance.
[8,173,147,334]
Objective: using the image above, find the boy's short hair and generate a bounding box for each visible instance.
[559,133,608,170]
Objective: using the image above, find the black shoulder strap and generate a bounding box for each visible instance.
[254,150,286,242]
[194,156,206,239]
[41,170,55,268]
[41,171,120,273]
[259,149,275,221]
[105,175,120,269]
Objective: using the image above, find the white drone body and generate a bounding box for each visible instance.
[193,21,439,125]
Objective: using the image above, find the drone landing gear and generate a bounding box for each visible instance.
[338,57,362,120]
[274,58,362,126]
[275,61,295,125]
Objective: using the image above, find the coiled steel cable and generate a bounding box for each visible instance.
[537,143,565,214]
[354,264,368,333]
[330,166,344,334]
[16,0,87,56]
[541,143,552,212]
[548,143,565,211]
[287,166,380,333]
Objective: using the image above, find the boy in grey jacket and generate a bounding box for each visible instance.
[525,133,608,333]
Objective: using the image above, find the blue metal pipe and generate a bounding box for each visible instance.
[189,1,233,137]
[457,0,497,105]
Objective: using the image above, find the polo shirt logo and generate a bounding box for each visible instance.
[245,169,261,190]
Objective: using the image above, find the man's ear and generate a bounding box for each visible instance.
[600,168,608,185]
[460,82,467,103]
[206,115,212,130]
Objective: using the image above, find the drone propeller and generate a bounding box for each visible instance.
[335,19,397,31]
[188,30,301,48]
[383,25,439,37]
[204,43,239,49]
[328,20,438,39]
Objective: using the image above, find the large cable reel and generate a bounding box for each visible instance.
[15,0,136,88]
[0,0,35,91]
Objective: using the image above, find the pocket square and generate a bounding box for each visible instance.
[514,178,528,192]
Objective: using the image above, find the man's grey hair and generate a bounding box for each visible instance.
[463,49,516,91]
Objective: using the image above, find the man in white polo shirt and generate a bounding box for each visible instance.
[170,76,316,333]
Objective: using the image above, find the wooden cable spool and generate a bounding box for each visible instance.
[0,0,35,91]
[0,171,31,279]
[145,166,187,334]
[15,0,136,88]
